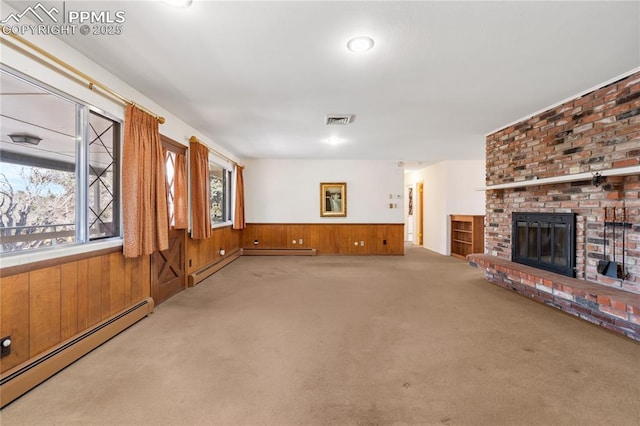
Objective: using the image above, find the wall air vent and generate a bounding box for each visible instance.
[325,115,353,125]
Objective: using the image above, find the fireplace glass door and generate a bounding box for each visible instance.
[512,212,576,277]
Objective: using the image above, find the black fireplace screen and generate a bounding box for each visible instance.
[512,212,576,277]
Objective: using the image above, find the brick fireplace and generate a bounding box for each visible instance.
[470,69,640,341]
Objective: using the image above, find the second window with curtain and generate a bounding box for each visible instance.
[209,158,233,226]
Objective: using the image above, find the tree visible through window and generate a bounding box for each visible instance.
[209,160,232,225]
[0,165,75,251]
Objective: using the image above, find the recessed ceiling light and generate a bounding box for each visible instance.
[347,36,374,53]
[326,137,343,146]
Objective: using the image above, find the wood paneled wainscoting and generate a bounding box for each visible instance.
[241,223,404,255]
[0,248,151,374]
[186,225,243,286]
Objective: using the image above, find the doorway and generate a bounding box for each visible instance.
[416,182,424,246]
[151,136,187,305]
[406,184,414,242]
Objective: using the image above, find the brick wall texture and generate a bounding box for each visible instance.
[485,70,640,294]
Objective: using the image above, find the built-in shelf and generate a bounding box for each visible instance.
[478,165,640,191]
[450,215,484,260]
[452,238,470,244]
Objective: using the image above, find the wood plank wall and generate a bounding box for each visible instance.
[186,226,243,275]
[1,224,400,374]
[0,250,150,373]
[241,223,404,255]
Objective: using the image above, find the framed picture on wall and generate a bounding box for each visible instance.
[320,182,347,217]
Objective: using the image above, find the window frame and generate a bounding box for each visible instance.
[208,154,235,229]
[161,135,187,230]
[86,108,122,242]
[0,66,123,262]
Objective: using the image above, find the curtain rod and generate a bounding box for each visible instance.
[189,136,243,168]
[0,26,166,124]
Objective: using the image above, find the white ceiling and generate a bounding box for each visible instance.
[5,1,640,168]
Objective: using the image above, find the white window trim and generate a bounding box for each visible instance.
[0,237,124,269]
[0,66,123,263]
[208,154,235,229]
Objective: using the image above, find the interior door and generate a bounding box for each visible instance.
[151,135,188,305]
[152,228,186,304]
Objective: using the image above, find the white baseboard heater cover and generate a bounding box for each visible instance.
[0,297,154,407]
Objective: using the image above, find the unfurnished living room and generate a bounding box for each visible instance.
[0,1,639,425]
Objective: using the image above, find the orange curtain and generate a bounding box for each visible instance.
[122,105,169,257]
[233,165,246,230]
[190,140,212,239]
[173,152,188,229]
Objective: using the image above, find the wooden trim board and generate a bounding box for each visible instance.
[188,248,242,287]
[241,248,317,256]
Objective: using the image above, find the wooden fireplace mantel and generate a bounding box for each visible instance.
[477,165,640,191]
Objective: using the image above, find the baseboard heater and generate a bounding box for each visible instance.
[241,248,317,256]
[0,297,154,408]
[188,248,242,287]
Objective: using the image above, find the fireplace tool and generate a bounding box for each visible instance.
[598,207,619,278]
[598,207,630,279]
[612,207,621,278]
[618,207,630,280]
[598,207,612,275]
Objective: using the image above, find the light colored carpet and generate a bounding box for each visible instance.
[2,246,639,425]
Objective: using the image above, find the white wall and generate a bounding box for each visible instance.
[245,159,404,223]
[405,160,485,255]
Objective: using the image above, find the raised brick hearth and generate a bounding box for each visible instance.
[480,69,640,340]
[468,254,640,341]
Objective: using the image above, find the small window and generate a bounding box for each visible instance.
[209,159,233,226]
[165,150,178,227]
[0,68,121,254]
[88,111,120,240]
[162,136,187,230]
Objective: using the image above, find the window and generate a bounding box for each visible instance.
[209,158,233,226]
[162,136,187,229]
[166,150,178,227]
[0,68,121,254]
[88,111,120,240]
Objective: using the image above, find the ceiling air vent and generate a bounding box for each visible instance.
[325,115,353,125]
